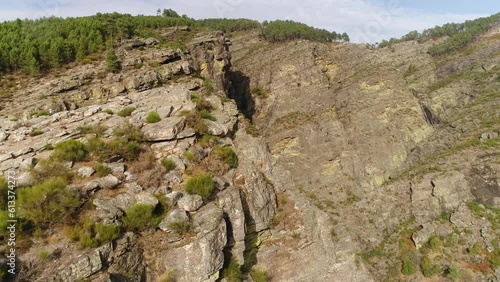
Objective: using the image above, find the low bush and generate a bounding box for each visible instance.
[78,124,108,137]
[29,128,44,137]
[222,257,242,282]
[69,219,120,249]
[52,139,88,162]
[184,110,209,135]
[169,220,191,236]
[94,163,112,177]
[401,259,416,276]
[161,158,177,172]
[215,146,238,168]
[112,122,143,142]
[29,109,50,118]
[203,79,214,93]
[31,158,75,183]
[185,173,214,201]
[250,269,269,282]
[198,135,219,148]
[102,109,114,115]
[117,106,136,117]
[87,137,140,161]
[37,249,50,261]
[18,178,80,227]
[200,109,216,121]
[184,151,196,162]
[146,111,161,123]
[420,257,441,277]
[123,204,155,232]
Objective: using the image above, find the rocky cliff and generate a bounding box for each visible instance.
[0,24,499,282]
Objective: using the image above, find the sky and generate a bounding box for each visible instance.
[0,0,499,43]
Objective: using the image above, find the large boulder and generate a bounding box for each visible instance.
[142,117,185,141]
[123,71,160,92]
[177,195,203,212]
[162,204,227,282]
[217,186,246,263]
[158,209,189,233]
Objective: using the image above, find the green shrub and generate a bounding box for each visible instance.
[102,109,114,115]
[18,178,80,227]
[403,64,417,78]
[69,219,120,249]
[134,63,144,69]
[250,269,269,282]
[94,163,112,177]
[37,249,50,261]
[161,158,177,172]
[146,111,161,123]
[222,257,242,282]
[215,146,238,168]
[169,220,191,236]
[117,106,136,117]
[43,143,54,151]
[78,124,108,137]
[0,210,9,237]
[191,92,201,103]
[446,266,461,278]
[184,110,209,135]
[401,259,416,276]
[200,109,216,121]
[52,139,87,162]
[87,137,140,161]
[29,109,50,118]
[198,135,219,148]
[123,204,155,232]
[251,86,267,97]
[29,128,44,136]
[421,257,441,277]
[185,173,214,201]
[203,79,214,93]
[112,122,143,142]
[184,151,195,162]
[31,158,75,183]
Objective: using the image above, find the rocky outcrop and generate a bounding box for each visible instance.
[142,117,185,141]
[217,186,246,262]
[162,204,227,282]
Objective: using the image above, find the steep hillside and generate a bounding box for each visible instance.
[229,23,500,281]
[0,17,498,282]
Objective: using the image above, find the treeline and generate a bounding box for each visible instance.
[378,13,500,56]
[0,13,195,75]
[261,20,349,43]
[0,12,348,76]
[197,18,260,32]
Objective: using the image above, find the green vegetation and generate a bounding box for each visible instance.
[29,109,50,117]
[37,249,51,261]
[261,20,349,42]
[184,173,214,201]
[94,163,112,177]
[0,13,195,75]
[482,137,500,148]
[251,86,267,97]
[29,128,44,137]
[112,122,143,142]
[184,151,196,162]
[87,137,140,161]
[403,64,417,78]
[198,135,219,148]
[52,139,88,162]
[69,219,120,249]
[215,145,238,168]
[197,18,260,32]
[123,204,155,232]
[31,158,75,183]
[420,257,441,277]
[378,13,500,56]
[102,109,114,115]
[200,109,216,121]
[117,106,136,117]
[146,111,161,123]
[467,202,500,230]
[221,257,242,282]
[401,259,416,276]
[18,178,80,227]
[161,158,177,172]
[105,48,121,73]
[250,269,269,282]
[78,124,108,137]
[168,220,191,236]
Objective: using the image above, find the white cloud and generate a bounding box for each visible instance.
[0,0,489,43]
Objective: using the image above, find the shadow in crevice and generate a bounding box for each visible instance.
[227,70,255,120]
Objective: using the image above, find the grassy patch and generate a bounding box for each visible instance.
[146,111,161,123]
[184,173,214,201]
[117,106,136,117]
[29,128,44,137]
[94,163,112,177]
[52,139,88,162]
[200,109,216,121]
[221,257,242,282]
[29,109,50,118]
[161,158,177,172]
[102,109,114,115]
[112,122,143,142]
[87,137,140,161]
[403,64,417,79]
[215,146,238,168]
[78,124,108,137]
[68,219,120,249]
[123,204,155,232]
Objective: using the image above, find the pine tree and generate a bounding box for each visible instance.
[106,48,120,73]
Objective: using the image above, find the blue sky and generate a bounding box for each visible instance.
[0,0,498,43]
